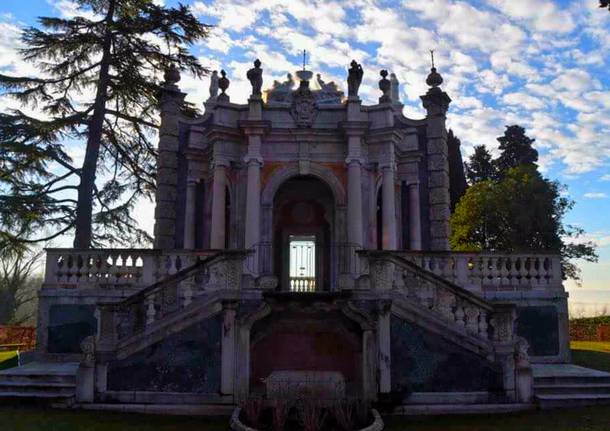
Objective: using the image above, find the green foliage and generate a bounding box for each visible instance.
[0,0,211,249]
[465,145,496,184]
[495,125,538,175]
[0,248,42,325]
[452,152,597,282]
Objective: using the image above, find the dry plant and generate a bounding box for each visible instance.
[271,398,290,431]
[298,398,327,431]
[333,399,355,431]
[242,396,264,427]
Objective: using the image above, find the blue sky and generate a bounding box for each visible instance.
[0,0,609,306]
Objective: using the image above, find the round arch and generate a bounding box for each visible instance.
[261,163,346,207]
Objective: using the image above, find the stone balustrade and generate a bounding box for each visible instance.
[395,251,562,291]
[43,248,217,289]
[363,251,522,346]
[96,251,249,347]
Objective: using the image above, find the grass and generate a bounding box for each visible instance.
[0,404,609,431]
[0,351,18,371]
[570,341,610,373]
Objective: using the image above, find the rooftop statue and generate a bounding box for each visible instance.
[316,73,344,104]
[378,70,391,103]
[208,70,219,100]
[246,59,263,97]
[266,73,294,103]
[347,60,363,98]
[390,73,400,104]
[217,69,230,102]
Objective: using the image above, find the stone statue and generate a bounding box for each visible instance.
[209,70,219,100]
[246,59,263,97]
[347,60,363,98]
[316,73,343,104]
[218,69,230,102]
[267,73,295,103]
[390,73,400,104]
[378,69,391,103]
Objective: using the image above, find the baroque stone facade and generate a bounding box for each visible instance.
[14,59,572,412]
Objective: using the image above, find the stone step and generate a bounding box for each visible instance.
[74,403,235,416]
[534,383,610,395]
[391,403,534,415]
[536,393,610,409]
[0,373,76,385]
[0,390,74,399]
[534,376,610,385]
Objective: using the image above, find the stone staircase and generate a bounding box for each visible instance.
[0,362,78,401]
[533,364,610,409]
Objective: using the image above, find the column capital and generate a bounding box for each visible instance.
[346,157,364,166]
[244,155,263,166]
[212,157,230,169]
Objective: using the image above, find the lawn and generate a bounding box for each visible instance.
[0,404,610,431]
[570,341,610,373]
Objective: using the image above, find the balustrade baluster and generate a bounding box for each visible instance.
[146,294,156,325]
[479,310,488,339]
[455,302,465,327]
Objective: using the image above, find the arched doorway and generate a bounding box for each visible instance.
[272,176,334,291]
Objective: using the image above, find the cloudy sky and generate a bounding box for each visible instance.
[0,0,609,306]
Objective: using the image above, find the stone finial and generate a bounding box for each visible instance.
[209,70,219,100]
[246,59,263,97]
[426,67,443,88]
[164,64,181,86]
[390,73,400,104]
[218,69,230,102]
[347,60,363,98]
[378,69,391,103]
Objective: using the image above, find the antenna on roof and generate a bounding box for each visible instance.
[430,49,435,69]
[302,49,307,71]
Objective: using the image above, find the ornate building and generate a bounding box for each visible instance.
[2,58,590,413]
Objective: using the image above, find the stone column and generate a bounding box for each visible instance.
[221,302,237,396]
[421,69,452,251]
[241,114,268,275]
[183,179,197,249]
[381,165,397,250]
[210,160,227,249]
[345,130,365,249]
[153,68,186,249]
[377,302,392,393]
[408,183,422,250]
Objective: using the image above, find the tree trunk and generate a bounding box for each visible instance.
[73,0,116,248]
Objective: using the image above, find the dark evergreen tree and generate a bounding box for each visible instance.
[465,145,496,184]
[495,125,538,176]
[0,0,211,249]
[447,129,467,212]
[601,0,609,10]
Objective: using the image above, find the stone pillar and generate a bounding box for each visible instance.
[347,160,363,247]
[421,69,452,251]
[153,68,186,249]
[221,302,237,396]
[381,165,397,250]
[408,183,422,250]
[183,179,197,249]
[241,114,268,275]
[377,302,392,393]
[210,161,227,249]
[362,329,377,401]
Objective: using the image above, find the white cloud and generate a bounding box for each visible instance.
[584,192,609,199]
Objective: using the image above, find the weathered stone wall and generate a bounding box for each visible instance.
[390,315,503,395]
[107,315,222,393]
[47,305,97,354]
[515,306,559,357]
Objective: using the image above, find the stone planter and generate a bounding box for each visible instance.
[230,406,384,431]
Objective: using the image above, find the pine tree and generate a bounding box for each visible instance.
[465,145,496,184]
[0,0,211,249]
[494,125,538,176]
[447,129,467,212]
[601,0,609,11]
